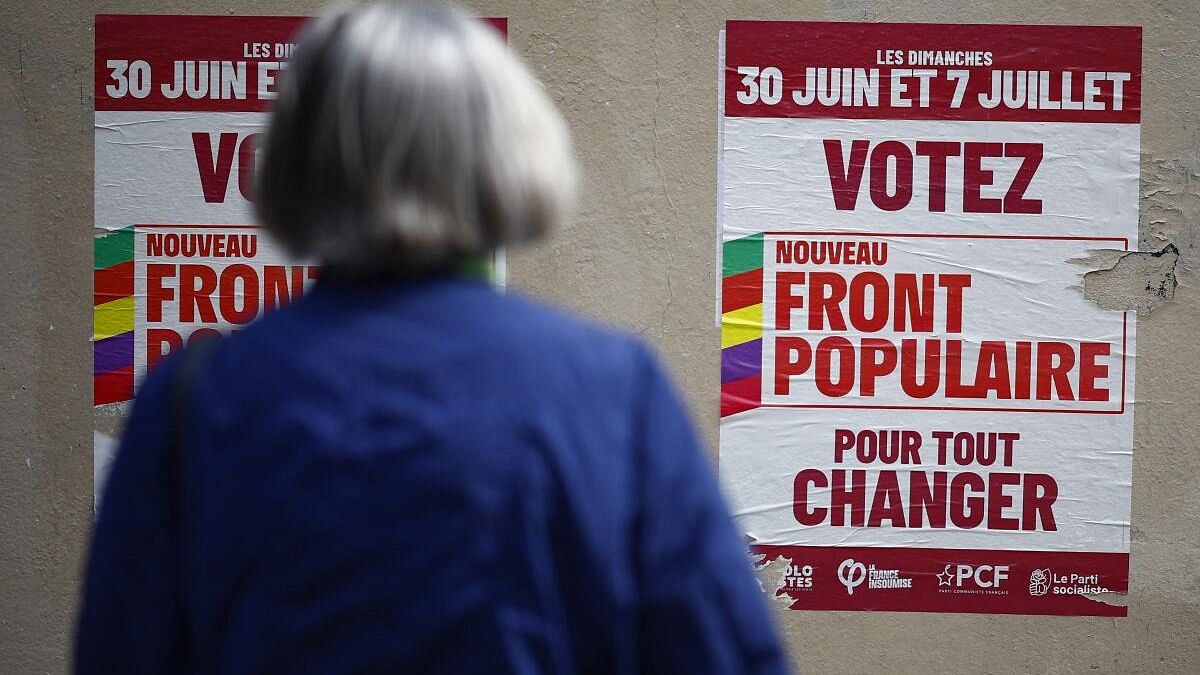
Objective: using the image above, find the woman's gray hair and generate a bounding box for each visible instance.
[257,1,576,276]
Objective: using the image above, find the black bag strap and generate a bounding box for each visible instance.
[166,337,219,523]
[165,336,219,663]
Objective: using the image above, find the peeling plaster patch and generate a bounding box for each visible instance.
[92,401,131,438]
[752,554,795,605]
[1073,244,1180,314]
[1141,156,1200,273]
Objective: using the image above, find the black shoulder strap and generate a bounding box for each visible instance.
[164,336,218,664]
[166,337,219,523]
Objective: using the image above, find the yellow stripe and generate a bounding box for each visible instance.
[721,303,763,349]
[93,296,135,341]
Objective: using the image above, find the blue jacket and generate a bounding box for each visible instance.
[76,276,788,674]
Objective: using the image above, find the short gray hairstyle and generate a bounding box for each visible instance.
[257,1,576,276]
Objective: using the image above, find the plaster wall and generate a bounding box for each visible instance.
[1,1,1197,673]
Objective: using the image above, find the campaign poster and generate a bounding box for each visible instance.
[717,22,1140,616]
[92,15,508,505]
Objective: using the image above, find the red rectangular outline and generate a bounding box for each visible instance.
[759,230,1130,415]
[134,223,261,229]
[95,223,313,407]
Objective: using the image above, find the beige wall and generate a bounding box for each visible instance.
[1,0,1197,672]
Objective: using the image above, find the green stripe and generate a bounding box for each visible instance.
[455,255,494,284]
[722,233,764,277]
[94,226,135,270]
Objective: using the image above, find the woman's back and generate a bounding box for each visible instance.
[77,277,787,674]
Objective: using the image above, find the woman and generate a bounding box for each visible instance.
[76,2,788,673]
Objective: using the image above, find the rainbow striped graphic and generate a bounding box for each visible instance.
[94,226,135,405]
[720,233,764,417]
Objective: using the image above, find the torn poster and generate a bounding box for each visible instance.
[717,22,1140,616]
[92,15,508,505]
[93,16,312,506]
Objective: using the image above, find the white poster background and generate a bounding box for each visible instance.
[718,72,1137,558]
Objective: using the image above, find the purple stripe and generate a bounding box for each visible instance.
[721,338,762,384]
[94,331,134,375]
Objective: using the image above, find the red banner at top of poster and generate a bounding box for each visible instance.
[95,15,509,113]
[724,22,1141,123]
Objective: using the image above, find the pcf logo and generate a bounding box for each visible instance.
[937,563,1010,590]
